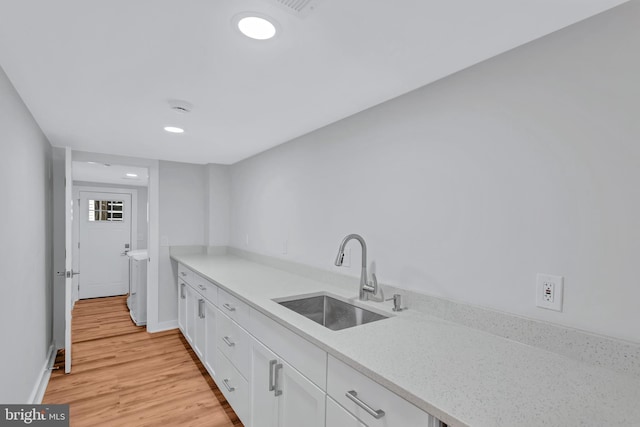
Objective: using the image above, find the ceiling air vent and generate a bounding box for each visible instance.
[267,0,322,18]
[168,99,193,114]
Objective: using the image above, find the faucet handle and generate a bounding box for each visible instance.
[366,273,385,302]
[370,273,378,294]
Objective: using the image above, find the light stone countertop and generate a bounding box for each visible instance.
[171,253,640,427]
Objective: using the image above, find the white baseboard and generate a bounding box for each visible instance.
[29,343,57,404]
[147,319,178,333]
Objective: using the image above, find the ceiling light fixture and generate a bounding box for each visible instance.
[126,173,138,178]
[235,14,278,40]
[164,126,184,134]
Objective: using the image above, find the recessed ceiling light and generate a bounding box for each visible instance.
[126,173,138,178]
[237,16,277,40]
[164,126,184,134]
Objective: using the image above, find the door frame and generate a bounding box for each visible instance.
[72,185,138,303]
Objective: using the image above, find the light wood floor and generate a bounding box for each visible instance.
[44,295,243,427]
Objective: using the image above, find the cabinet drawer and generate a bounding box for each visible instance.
[193,279,217,305]
[218,288,250,329]
[217,309,250,379]
[249,308,327,390]
[326,396,366,427]
[327,355,432,427]
[216,348,249,425]
[178,264,218,305]
[178,263,197,284]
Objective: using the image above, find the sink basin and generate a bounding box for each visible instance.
[277,294,388,331]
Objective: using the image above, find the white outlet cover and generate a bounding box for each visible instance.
[536,273,563,311]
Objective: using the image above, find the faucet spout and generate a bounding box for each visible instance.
[334,234,377,301]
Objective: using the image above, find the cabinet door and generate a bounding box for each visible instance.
[250,339,279,427]
[178,281,187,335]
[326,397,367,427]
[251,338,325,427]
[184,285,197,345]
[193,296,206,360]
[204,300,217,378]
[277,359,325,427]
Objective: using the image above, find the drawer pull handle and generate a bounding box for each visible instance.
[268,359,277,391]
[180,271,187,277]
[223,336,235,347]
[273,363,283,397]
[223,303,236,312]
[198,299,205,319]
[222,379,235,392]
[346,390,385,419]
[180,283,185,299]
[198,284,206,291]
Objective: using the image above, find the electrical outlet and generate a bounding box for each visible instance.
[536,273,563,311]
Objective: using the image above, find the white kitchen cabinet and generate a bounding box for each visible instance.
[204,299,217,378]
[249,308,327,389]
[326,397,367,427]
[217,308,251,379]
[327,355,434,427]
[193,294,206,360]
[217,347,250,425]
[178,280,187,335]
[251,338,325,427]
[184,284,198,345]
[218,288,250,329]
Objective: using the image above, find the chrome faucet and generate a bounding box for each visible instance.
[334,234,381,301]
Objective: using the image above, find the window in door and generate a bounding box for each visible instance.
[88,200,124,222]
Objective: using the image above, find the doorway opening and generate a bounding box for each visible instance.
[71,162,149,320]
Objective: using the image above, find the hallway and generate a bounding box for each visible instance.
[43,296,242,427]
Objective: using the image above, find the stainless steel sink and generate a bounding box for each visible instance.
[278,294,388,331]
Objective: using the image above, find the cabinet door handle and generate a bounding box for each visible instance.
[198,299,205,319]
[223,336,235,347]
[222,379,235,392]
[273,363,283,397]
[180,283,186,299]
[198,284,206,291]
[268,359,277,392]
[345,390,385,419]
[223,303,236,312]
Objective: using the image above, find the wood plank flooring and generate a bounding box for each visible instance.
[43,295,243,427]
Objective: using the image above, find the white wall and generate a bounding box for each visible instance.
[0,65,53,402]
[158,161,208,323]
[206,164,231,247]
[229,2,640,343]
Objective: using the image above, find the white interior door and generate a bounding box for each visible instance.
[64,148,73,374]
[78,191,132,299]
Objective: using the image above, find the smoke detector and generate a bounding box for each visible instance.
[168,99,193,114]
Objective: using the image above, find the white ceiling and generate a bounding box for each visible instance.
[73,162,149,187]
[0,0,628,165]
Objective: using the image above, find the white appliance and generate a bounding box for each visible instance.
[126,249,148,326]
